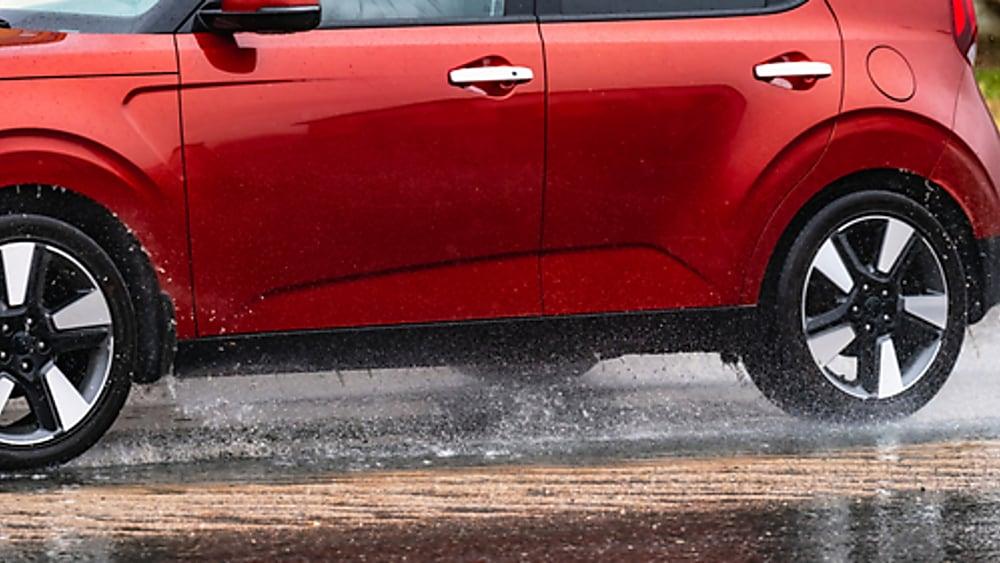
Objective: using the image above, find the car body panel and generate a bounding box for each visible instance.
[177,26,545,336]
[742,112,966,303]
[0,32,195,338]
[0,29,176,78]
[538,0,843,315]
[740,0,1000,303]
[0,0,995,353]
[944,65,1000,235]
[832,0,962,125]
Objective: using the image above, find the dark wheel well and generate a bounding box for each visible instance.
[0,184,176,383]
[760,169,988,322]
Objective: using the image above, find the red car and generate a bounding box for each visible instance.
[0,0,995,468]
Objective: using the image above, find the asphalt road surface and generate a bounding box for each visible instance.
[3,315,1000,561]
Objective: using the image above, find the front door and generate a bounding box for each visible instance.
[179,1,545,336]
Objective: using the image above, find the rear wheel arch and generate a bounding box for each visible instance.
[0,184,176,383]
[756,169,985,322]
[742,109,994,314]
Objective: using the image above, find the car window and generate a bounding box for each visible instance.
[321,0,506,23]
[0,0,159,18]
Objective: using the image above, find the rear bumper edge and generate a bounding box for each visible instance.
[974,236,1000,323]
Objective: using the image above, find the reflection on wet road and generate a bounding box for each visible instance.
[3,317,1000,560]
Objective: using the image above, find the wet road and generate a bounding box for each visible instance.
[3,315,1000,560]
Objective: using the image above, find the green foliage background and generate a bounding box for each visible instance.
[978,0,1000,118]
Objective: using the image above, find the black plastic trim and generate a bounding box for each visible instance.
[140,292,177,384]
[174,306,755,378]
[536,0,806,22]
[974,236,1000,324]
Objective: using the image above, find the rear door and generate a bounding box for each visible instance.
[538,0,842,315]
[179,0,545,336]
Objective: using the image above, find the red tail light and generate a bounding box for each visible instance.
[952,0,978,64]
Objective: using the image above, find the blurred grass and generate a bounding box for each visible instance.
[978,67,1000,99]
[977,66,1000,124]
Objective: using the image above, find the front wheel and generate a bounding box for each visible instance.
[745,190,967,421]
[0,215,136,470]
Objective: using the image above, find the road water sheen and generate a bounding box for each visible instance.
[3,317,1000,560]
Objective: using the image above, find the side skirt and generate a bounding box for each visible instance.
[173,306,756,379]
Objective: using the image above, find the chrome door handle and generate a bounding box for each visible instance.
[449,66,535,85]
[754,61,833,80]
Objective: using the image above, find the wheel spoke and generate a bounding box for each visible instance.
[43,364,90,431]
[21,378,58,432]
[807,325,857,368]
[51,290,111,331]
[805,303,851,335]
[813,239,855,294]
[876,218,915,275]
[857,338,880,396]
[27,246,53,306]
[1,243,36,308]
[903,294,948,330]
[877,338,905,399]
[0,376,14,417]
[48,327,110,355]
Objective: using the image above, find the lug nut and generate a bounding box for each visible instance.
[19,360,32,373]
[1,323,9,335]
[25,318,33,328]
[865,324,873,332]
[0,351,8,363]
[36,341,47,353]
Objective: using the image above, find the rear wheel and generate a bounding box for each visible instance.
[0,215,135,470]
[745,190,967,420]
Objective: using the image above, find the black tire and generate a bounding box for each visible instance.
[0,215,136,470]
[745,190,967,421]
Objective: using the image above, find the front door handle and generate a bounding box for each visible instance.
[449,66,535,86]
[754,61,833,80]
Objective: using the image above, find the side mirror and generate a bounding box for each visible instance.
[198,0,322,34]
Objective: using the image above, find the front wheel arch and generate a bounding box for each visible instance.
[0,185,175,384]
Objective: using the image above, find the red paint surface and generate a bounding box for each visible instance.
[0,0,995,340]
[539,0,843,314]
[177,27,545,335]
[866,46,915,102]
[0,33,194,337]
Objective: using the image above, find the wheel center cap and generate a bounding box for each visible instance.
[863,296,883,316]
[12,332,33,355]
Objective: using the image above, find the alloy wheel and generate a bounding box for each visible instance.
[802,215,949,401]
[0,241,114,446]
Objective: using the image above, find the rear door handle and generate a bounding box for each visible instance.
[754,61,833,80]
[449,66,535,85]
